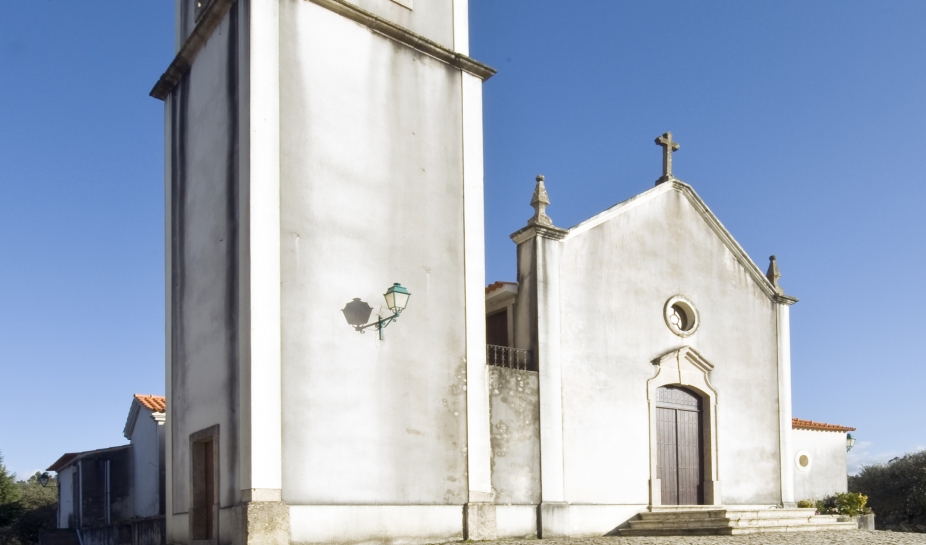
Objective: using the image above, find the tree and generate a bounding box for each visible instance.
[0,453,60,545]
[0,451,22,527]
[850,450,926,532]
[8,473,58,544]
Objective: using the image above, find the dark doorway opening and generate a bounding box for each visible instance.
[656,385,704,505]
[191,427,218,541]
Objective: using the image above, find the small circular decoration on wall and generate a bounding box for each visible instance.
[795,450,813,472]
[664,295,700,337]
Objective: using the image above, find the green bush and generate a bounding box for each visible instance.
[835,492,869,516]
[814,495,838,515]
[807,492,868,516]
[849,450,926,532]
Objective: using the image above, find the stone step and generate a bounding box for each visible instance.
[649,504,777,512]
[617,507,859,536]
[638,508,817,521]
[729,522,858,535]
[619,522,857,537]
[629,517,831,530]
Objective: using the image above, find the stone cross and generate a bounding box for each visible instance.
[528,174,553,227]
[655,131,680,185]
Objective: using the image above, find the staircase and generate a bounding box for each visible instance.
[618,506,858,536]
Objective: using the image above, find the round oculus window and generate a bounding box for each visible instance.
[664,295,699,337]
[795,450,813,472]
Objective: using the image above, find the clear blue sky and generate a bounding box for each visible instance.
[1,1,923,479]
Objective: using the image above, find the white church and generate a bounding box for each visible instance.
[148,0,858,542]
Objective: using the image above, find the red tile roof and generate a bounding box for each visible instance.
[135,394,166,413]
[486,281,517,295]
[792,418,855,432]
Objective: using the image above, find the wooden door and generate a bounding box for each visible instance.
[656,386,703,505]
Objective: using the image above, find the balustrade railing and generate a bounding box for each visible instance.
[486,344,534,372]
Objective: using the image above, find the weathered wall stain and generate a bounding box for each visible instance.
[488,366,540,504]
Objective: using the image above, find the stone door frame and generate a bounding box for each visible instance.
[646,346,720,506]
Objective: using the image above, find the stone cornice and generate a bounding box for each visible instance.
[775,294,799,306]
[510,224,569,245]
[309,0,496,80]
[149,0,495,100]
[150,0,238,100]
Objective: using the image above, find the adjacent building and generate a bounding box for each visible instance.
[45,395,166,545]
[792,418,856,501]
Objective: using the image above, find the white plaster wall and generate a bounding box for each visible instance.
[165,2,247,540]
[131,414,162,518]
[289,505,463,544]
[278,0,470,505]
[346,0,457,50]
[792,429,848,501]
[57,466,75,528]
[488,367,540,504]
[557,186,782,505]
[496,505,537,539]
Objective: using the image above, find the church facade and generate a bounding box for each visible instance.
[152,0,847,543]
[483,169,801,536]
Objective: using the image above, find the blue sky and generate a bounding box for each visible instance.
[1,1,924,478]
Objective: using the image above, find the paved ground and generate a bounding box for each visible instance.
[441,532,926,545]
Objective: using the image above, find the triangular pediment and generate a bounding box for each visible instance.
[563,180,795,304]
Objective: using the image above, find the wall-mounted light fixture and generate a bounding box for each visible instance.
[38,472,50,487]
[846,433,856,452]
[342,283,411,340]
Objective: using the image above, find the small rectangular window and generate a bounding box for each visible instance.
[486,310,509,347]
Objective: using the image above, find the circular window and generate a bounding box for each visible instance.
[795,450,813,472]
[664,295,699,337]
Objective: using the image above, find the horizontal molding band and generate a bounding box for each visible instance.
[150,0,496,101]
[308,0,495,80]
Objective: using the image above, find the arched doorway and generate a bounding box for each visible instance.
[656,385,704,505]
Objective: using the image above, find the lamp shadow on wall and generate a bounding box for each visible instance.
[342,298,374,330]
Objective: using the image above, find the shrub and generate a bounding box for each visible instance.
[815,495,838,515]
[849,450,926,532]
[835,492,869,516]
[809,492,869,516]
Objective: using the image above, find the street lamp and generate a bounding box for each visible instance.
[846,433,856,452]
[38,472,50,487]
[342,283,411,340]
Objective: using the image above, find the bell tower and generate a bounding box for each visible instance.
[154,0,495,542]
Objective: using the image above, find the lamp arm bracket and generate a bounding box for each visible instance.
[353,311,402,333]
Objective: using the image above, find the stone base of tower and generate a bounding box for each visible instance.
[231,502,290,545]
[464,502,497,540]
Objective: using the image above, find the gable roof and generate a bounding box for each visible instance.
[47,445,131,472]
[124,394,166,439]
[134,394,166,412]
[563,180,797,305]
[792,418,856,433]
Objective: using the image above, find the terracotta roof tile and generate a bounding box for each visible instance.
[792,417,855,432]
[485,281,517,295]
[135,393,166,413]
